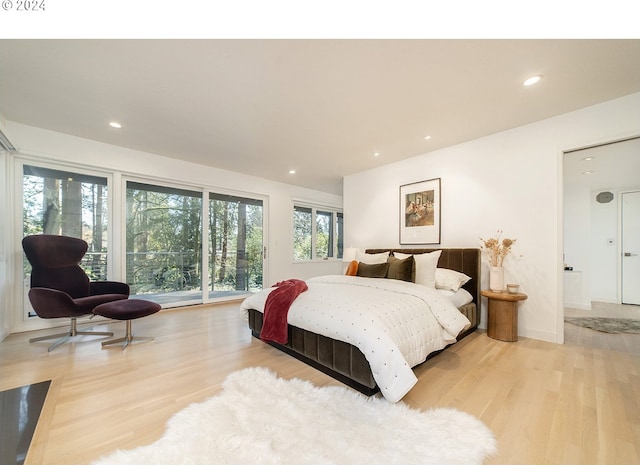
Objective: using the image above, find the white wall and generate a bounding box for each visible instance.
[344,92,640,343]
[1,122,343,335]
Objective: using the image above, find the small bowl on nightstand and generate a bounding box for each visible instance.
[507,284,520,294]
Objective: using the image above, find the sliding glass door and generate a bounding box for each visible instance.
[126,181,203,306]
[20,162,265,315]
[125,182,265,305]
[209,193,264,299]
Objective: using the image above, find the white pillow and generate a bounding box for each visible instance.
[435,268,472,292]
[393,250,441,287]
[412,250,441,288]
[437,288,474,307]
[356,250,390,265]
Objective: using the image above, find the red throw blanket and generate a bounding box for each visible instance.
[260,279,308,344]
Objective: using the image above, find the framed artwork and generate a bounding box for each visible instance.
[399,178,441,244]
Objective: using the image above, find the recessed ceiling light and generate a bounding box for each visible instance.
[581,156,594,161]
[289,170,296,174]
[581,170,595,175]
[109,121,122,129]
[373,152,380,157]
[523,75,542,86]
[424,135,432,140]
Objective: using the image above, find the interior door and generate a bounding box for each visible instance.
[622,191,640,305]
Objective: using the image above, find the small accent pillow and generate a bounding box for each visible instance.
[345,260,359,276]
[355,250,390,264]
[396,250,441,288]
[356,261,389,278]
[386,256,414,282]
[435,268,472,292]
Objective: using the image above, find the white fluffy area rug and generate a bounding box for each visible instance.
[91,367,497,465]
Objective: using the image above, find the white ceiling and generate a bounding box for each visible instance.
[1,39,639,195]
[564,137,640,191]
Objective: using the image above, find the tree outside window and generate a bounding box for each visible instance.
[126,182,202,296]
[293,204,343,261]
[23,165,109,282]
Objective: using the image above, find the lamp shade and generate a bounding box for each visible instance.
[342,247,358,262]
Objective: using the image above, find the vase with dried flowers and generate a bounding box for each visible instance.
[480,230,517,292]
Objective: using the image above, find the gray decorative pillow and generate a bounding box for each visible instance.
[356,262,389,278]
[386,256,414,282]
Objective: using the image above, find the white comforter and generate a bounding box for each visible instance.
[240,275,471,402]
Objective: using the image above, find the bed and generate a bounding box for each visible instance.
[241,248,480,402]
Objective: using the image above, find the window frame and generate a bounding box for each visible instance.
[17,158,116,321]
[292,201,343,262]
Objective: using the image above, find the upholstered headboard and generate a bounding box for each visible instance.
[365,248,481,307]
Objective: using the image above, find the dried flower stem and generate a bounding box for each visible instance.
[480,230,517,267]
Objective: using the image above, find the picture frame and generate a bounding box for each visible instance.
[399,178,441,244]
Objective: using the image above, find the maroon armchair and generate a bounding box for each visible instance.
[22,234,130,351]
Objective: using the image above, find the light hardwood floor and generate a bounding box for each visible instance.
[1,302,639,465]
[565,301,640,355]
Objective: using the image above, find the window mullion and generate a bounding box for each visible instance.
[336,214,340,258]
[311,207,317,260]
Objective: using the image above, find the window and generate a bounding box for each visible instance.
[293,206,312,260]
[22,164,109,316]
[293,204,343,261]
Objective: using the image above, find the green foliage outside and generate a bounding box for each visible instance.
[293,207,334,260]
[126,186,203,295]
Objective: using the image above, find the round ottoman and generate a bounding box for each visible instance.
[93,299,161,349]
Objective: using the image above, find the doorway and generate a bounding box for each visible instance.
[563,136,640,350]
[563,136,640,308]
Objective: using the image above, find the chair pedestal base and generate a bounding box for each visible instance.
[29,318,113,352]
[101,320,154,350]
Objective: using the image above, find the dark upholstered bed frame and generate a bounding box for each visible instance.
[247,248,481,396]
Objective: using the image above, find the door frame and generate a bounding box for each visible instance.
[561,134,640,344]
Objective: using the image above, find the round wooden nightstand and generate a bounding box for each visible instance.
[481,289,528,342]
